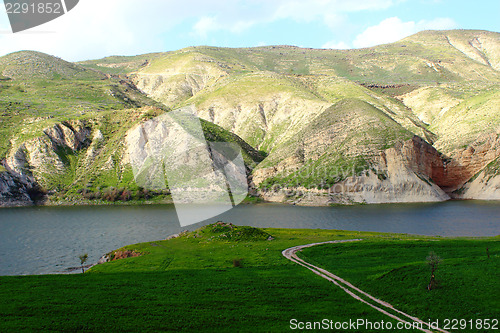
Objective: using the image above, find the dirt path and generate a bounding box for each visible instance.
[282,240,450,333]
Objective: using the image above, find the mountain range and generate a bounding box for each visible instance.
[1,29,499,207]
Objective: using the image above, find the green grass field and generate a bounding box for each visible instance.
[300,238,499,330]
[0,223,497,332]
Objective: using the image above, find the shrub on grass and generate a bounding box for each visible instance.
[232,259,243,268]
[426,251,441,290]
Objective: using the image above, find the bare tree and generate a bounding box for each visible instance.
[426,251,441,290]
[79,253,88,274]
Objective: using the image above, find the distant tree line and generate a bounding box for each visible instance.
[78,187,170,202]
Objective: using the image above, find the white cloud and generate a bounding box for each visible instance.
[0,0,417,61]
[187,0,399,40]
[0,0,275,59]
[322,40,350,49]
[230,20,256,34]
[0,0,181,61]
[193,16,219,39]
[352,16,458,48]
[323,13,347,30]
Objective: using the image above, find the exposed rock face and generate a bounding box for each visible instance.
[135,73,214,106]
[23,137,66,175]
[84,129,105,165]
[5,121,92,183]
[196,92,330,151]
[0,120,93,206]
[0,168,34,206]
[260,131,500,205]
[455,157,500,200]
[2,31,500,207]
[257,136,450,205]
[132,52,227,106]
[351,136,449,203]
[125,111,233,197]
[43,121,91,151]
[111,250,142,261]
[379,136,446,187]
[6,144,30,176]
[329,170,447,205]
[442,131,500,192]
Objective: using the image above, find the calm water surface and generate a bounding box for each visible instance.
[0,200,499,276]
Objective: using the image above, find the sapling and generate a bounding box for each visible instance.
[426,251,441,290]
[79,253,88,273]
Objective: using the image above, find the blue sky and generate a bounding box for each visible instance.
[0,0,498,61]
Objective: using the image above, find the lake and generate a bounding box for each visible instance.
[0,200,499,276]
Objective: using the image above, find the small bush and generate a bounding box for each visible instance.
[232,259,243,268]
[120,189,132,201]
[103,187,120,202]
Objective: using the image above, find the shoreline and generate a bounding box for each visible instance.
[1,201,498,277]
[2,227,498,278]
[1,195,500,210]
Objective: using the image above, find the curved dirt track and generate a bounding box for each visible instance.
[282,240,450,333]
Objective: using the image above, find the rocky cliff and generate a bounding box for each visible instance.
[455,157,500,200]
[1,120,92,206]
[442,130,500,192]
[0,166,35,206]
[257,136,449,205]
[1,30,500,207]
[0,106,261,207]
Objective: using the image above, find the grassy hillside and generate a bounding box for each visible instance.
[4,105,264,205]
[400,82,500,153]
[255,99,414,189]
[0,224,497,332]
[0,51,165,159]
[0,51,263,205]
[78,53,165,76]
[300,237,499,327]
[2,30,499,205]
[429,88,500,152]
[80,30,499,152]
[184,73,432,154]
[185,71,331,150]
[84,29,498,195]
[83,30,500,84]
[0,51,104,81]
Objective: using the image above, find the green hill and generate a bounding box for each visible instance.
[254,99,414,186]
[0,51,104,81]
[1,29,500,206]
[0,51,262,206]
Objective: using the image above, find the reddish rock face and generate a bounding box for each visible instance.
[253,132,500,199]
[381,136,447,186]
[408,136,447,187]
[442,133,500,192]
[382,134,500,193]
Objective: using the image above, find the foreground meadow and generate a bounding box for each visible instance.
[0,223,497,332]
